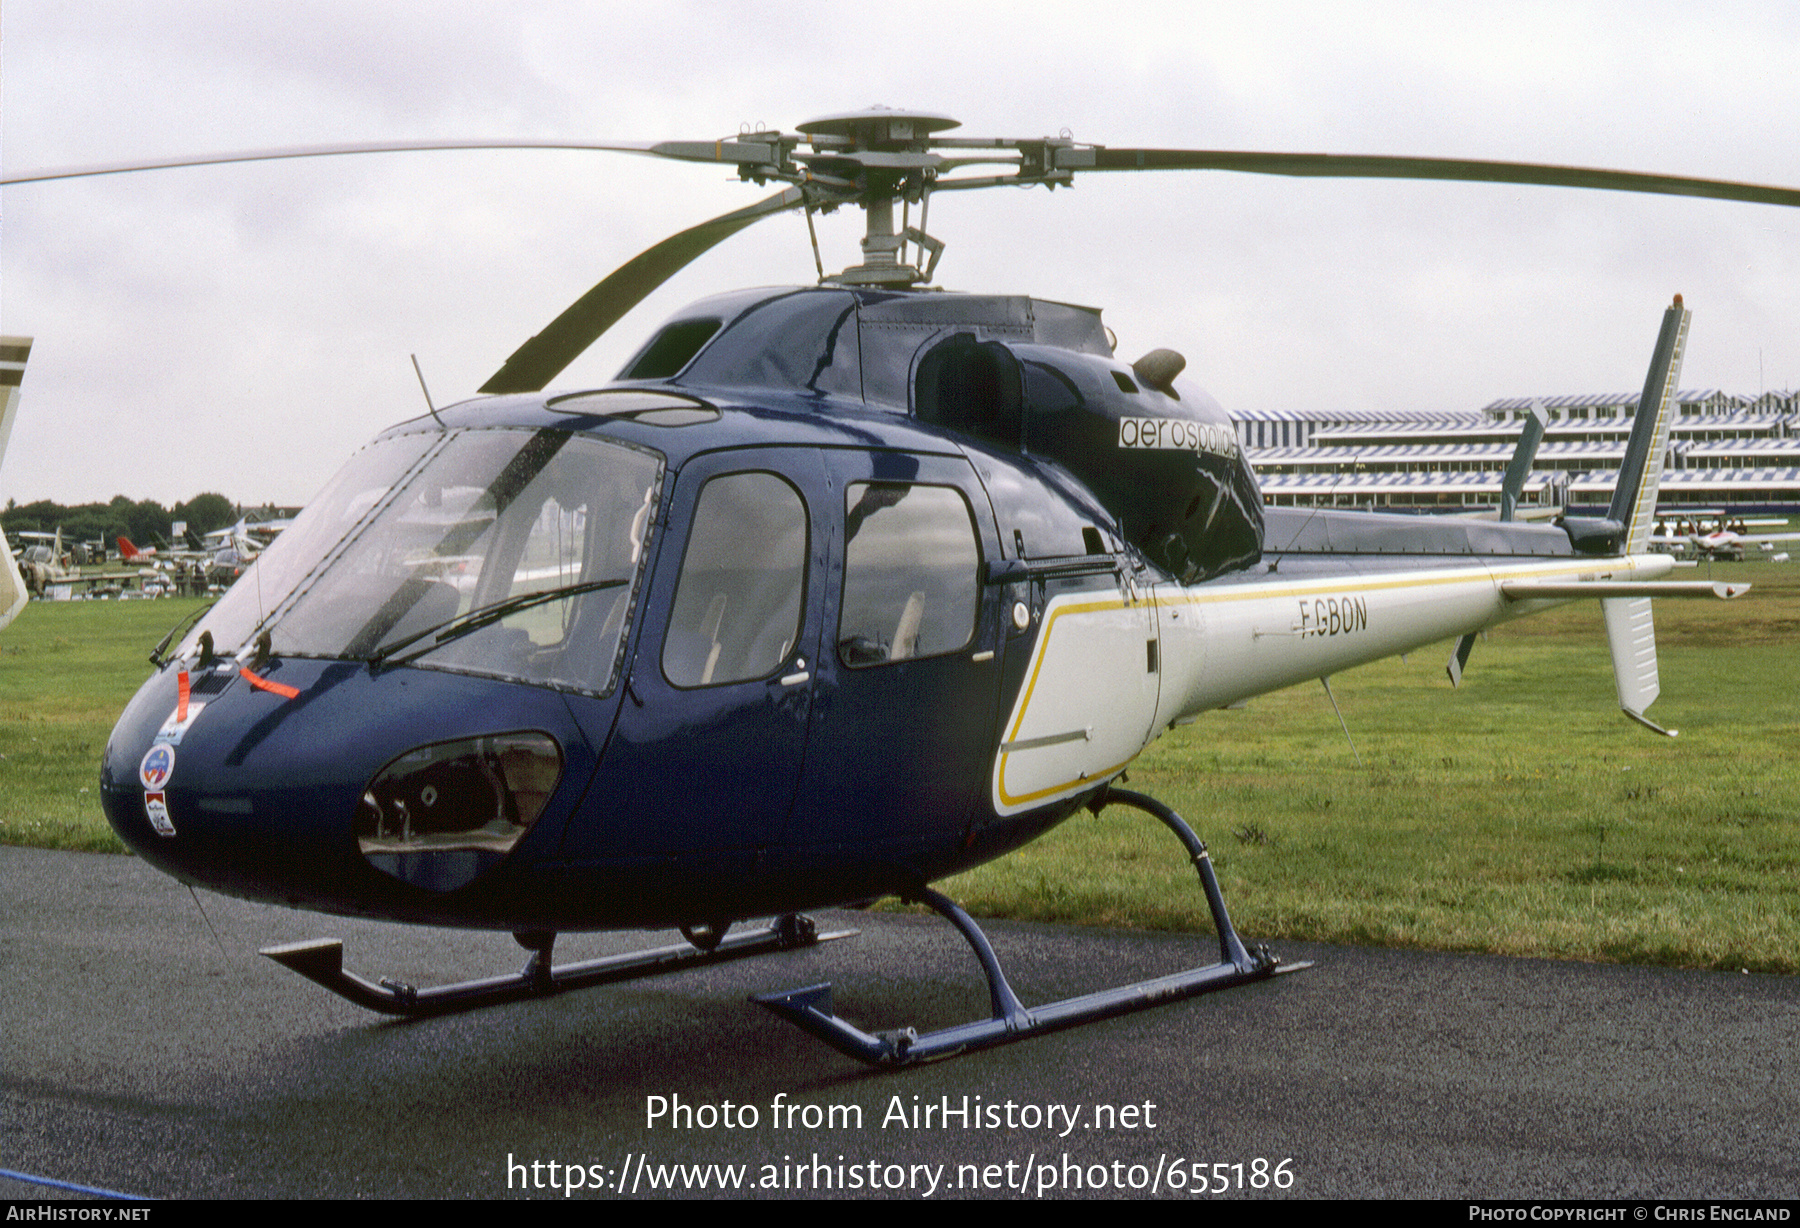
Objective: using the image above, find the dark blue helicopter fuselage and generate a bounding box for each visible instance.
[100,285,1266,932]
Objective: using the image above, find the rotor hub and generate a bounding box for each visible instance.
[792,108,960,288]
[795,106,960,145]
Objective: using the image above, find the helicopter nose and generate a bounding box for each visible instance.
[100,660,587,919]
[100,661,373,907]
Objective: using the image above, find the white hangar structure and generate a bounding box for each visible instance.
[1239,389,1800,514]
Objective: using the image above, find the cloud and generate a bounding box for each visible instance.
[3,0,1795,505]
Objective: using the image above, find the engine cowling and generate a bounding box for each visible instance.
[914,332,1263,582]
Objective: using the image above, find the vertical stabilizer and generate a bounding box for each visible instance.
[1592,301,1688,734]
[1499,399,1549,523]
[1608,297,1689,555]
[1604,595,1674,736]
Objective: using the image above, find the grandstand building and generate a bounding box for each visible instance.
[1239,389,1800,513]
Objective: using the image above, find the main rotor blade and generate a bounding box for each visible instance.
[0,140,684,185]
[1076,149,1800,209]
[1,137,800,187]
[478,187,806,395]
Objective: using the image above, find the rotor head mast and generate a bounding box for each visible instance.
[688,108,1091,288]
[791,107,962,287]
[648,107,1075,287]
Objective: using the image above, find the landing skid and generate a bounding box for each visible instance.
[263,912,853,1018]
[754,786,1309,1066]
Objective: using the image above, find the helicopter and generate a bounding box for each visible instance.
[14,108,1796,1066]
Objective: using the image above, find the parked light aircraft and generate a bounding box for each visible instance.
[1678,520,1800,562]
[12,529,87,595]
[116,537,161,562]
[7,111,1793,1064]
[1649,512,1800,561]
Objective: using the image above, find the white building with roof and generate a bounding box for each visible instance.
[1236,391,1800,513]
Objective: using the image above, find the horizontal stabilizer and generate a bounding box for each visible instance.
[1501,580,1749,601]
[1495,570,1741,735]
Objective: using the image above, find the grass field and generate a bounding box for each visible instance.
[3,560,1796,971]
[944,556,1800,972]
[0,597,191,850]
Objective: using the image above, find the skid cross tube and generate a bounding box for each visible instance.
[264,912,852,1018]
[753,786,1306,1065]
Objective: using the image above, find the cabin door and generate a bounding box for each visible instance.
[786,450,1003,857]
[569,447,828,861]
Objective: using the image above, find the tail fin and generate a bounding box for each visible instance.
[1609,295,1690,553]
[1499,399,1550,523]
[1604,295,1690,734]
[1563,296,1690,555]
[1503,300,1709,733]
[1604,596,1674,736]
[1602,297,1692,734]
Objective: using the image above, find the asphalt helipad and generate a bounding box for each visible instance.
[4,846,1796,1199]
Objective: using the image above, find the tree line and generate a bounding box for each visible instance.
[3,493,244,549]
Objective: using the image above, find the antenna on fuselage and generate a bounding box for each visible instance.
[1319,675,1363,768]
[410,354,445,427]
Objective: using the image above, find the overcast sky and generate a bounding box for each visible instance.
[3,0,1796,508]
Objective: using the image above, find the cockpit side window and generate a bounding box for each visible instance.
[662,472,808,688]
[837,482,979,667]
